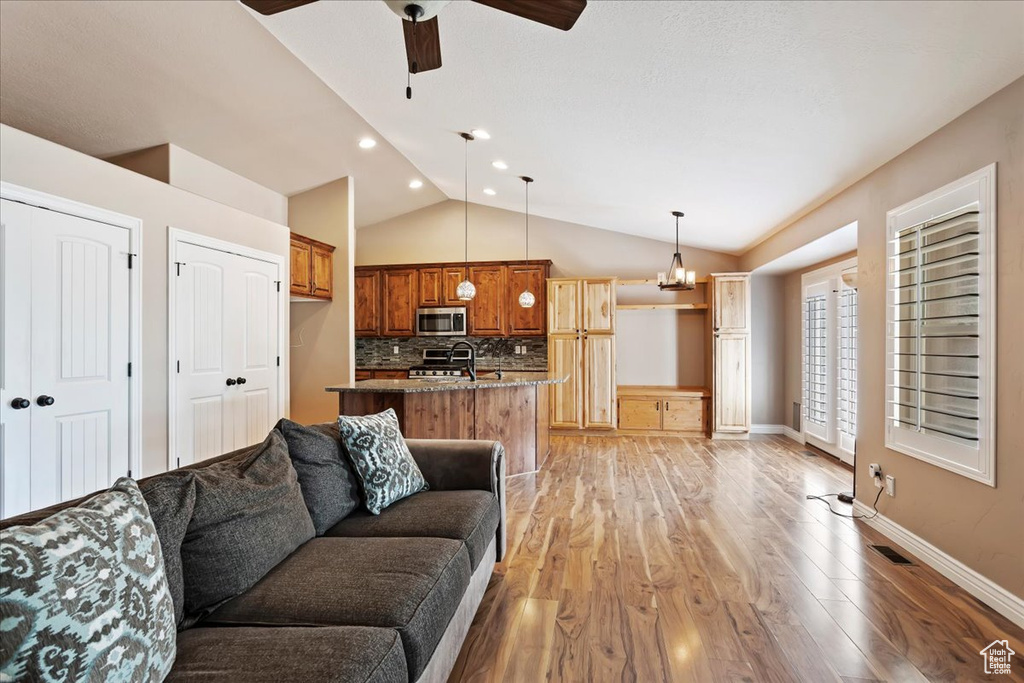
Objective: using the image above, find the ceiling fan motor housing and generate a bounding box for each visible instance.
[384,0,451,21]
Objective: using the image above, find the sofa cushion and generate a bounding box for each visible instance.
[276,418,361,535]
[181,429,314,625]
[205,537,471,680]
[0,478,177,683]
[325,490,499,569]
[337,409,428,515]
[168,626,407,683]
[140,471,196,627]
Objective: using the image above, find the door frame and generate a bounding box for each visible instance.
[0,181,143,481]
[800,255,857,462]
[167,227,286,471]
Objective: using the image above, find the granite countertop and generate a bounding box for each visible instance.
[326,371,567,394]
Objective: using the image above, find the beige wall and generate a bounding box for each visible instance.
[750,274,786,426]
[289,178,355,425]
[108,144,288,224]
[357,200,739,388]
[742,78,1024,599]
[0,124,291,477]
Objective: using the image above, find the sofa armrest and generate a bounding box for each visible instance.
[405,439,507,561]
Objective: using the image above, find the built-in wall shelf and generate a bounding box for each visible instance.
[617,277,709,286]
[617,303,708,311]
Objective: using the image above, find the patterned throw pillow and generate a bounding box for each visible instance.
[0,478,177,683]
[337,409,428,515]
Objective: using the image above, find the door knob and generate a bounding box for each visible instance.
[236,377,247,385]
[36,395,55,407]
[226,378,237,386]
[10,397,30,410]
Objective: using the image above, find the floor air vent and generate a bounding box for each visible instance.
[870,545,913,565]
[800,450,818,457]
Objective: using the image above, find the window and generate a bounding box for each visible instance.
[803,293,828,429]
[885,165,996,485]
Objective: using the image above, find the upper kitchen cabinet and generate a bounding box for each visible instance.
[713,273,750,334]
[382,268,418,337]
[548,279,581,334]
[583,278,616,334]
[467,265,506,336]
[418,267,443,307]
[354,269,381,337]
[442,266,467,306]
[290,233,335,300]
[506,262,550,336]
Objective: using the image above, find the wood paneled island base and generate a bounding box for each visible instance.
[326,373,564,475]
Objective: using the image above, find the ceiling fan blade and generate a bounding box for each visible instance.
[472,0,586,31]
[403,16,442,73]
[239,0,318,16]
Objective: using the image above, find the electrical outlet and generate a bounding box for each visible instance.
[392,345,399,355]
[885,475,895,497]
[515,345,522,354]
[869,463,882,487]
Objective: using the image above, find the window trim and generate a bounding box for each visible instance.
[884,164,996,486]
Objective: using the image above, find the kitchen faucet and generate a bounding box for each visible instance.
[446,340,476,381]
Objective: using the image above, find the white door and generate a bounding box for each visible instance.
[174,240,279,466]
[1,198,132,517]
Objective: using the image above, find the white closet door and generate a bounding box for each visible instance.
[174,240,279,466]
[233,257,279,449]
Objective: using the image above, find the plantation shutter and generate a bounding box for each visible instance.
[838,286,857,438]
[803,293,827,428]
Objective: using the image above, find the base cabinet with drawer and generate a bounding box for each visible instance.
[617,386,709,434]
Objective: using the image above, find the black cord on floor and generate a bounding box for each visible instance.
[806,486,884,519]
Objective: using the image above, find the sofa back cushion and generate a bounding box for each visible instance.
[0,478,177,683]
[337,409,428,515]
[139,472,196,628]
[276,419,361,535]
[180,429,314,625]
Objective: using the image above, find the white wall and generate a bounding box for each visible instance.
[0,124,291,476]
[750,274,786,426]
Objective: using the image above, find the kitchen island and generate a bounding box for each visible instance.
[326,372,564,475]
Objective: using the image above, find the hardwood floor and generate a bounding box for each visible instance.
[449,434,1024,682]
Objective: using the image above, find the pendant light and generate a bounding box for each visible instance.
[456,132,476,301]
[518,175,536,308]
[658,211,696,291]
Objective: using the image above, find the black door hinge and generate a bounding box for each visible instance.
[277,356,281,367]
[127,469,132,479]
[127,253,136,269]
[176,360,180,374]
[176,458,180,469]
[175,261,186,276]
[275,280,281,292]
[127,362,132,377]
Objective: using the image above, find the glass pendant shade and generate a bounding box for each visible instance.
[518,290,536,308]
[658,211,696,291]
[456,279,476,301]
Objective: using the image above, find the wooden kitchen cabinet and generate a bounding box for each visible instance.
[354,370,372,381]
[443,267,467,306]
[617,386,709,433]
[708,273,751,438]
[467,265,506,336]
[548,334,582,428]
[506,263,549,336]
[290,233,335,300]
[548,279,581,334]
[418,268,443,307]
[372,369,408,380]
[354,269,381,337]
[618,396,662,430]
[713,274,751,334]
[583,334,616,428]
[582,278,615,334]
[382,268,418,337]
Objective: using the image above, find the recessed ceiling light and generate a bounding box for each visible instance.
[492,160,508,170]
[409,179,423,189]
[471,129,491,140]
[358,138,377,149]
[483,188,496,196]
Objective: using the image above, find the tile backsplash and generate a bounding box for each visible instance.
[356,337,548,371]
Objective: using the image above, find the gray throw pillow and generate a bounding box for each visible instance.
[276,418,361,535]
[337,409,428,515]
[140,472,196,628]
[180,429,314,624]
[0,478,177,683]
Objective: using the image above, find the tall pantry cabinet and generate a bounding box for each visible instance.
[547,278,617,429]
[708,273,752,438]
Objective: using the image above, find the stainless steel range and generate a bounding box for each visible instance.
[407,348,473,379]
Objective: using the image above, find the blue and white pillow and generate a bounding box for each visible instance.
[0,478,177,682]
[338,409,428,515]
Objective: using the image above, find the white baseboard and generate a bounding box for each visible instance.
[782,426,805,444]
[751,424,785,435]
[852,501,1024,629]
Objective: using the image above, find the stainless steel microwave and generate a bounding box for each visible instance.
[415,307,467,336]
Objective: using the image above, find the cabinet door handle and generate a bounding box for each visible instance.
[666,402,669,410]
[655,402,660,410]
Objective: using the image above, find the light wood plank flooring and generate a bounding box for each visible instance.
[449,434,1024,682]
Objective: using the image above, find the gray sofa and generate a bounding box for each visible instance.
[0,433,506,683]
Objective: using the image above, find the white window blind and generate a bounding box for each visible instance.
[839,287,857,438]
[803,294,827,428]
[885,165,995,485]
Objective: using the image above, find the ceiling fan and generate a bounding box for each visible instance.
[241,0,587,98]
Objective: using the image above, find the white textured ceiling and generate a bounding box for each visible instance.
[0,0,445,227]
[256,0,1024,252]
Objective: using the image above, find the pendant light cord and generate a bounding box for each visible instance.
[464,136,469,264]
[525,180,529,260]
[675,213,680,254]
